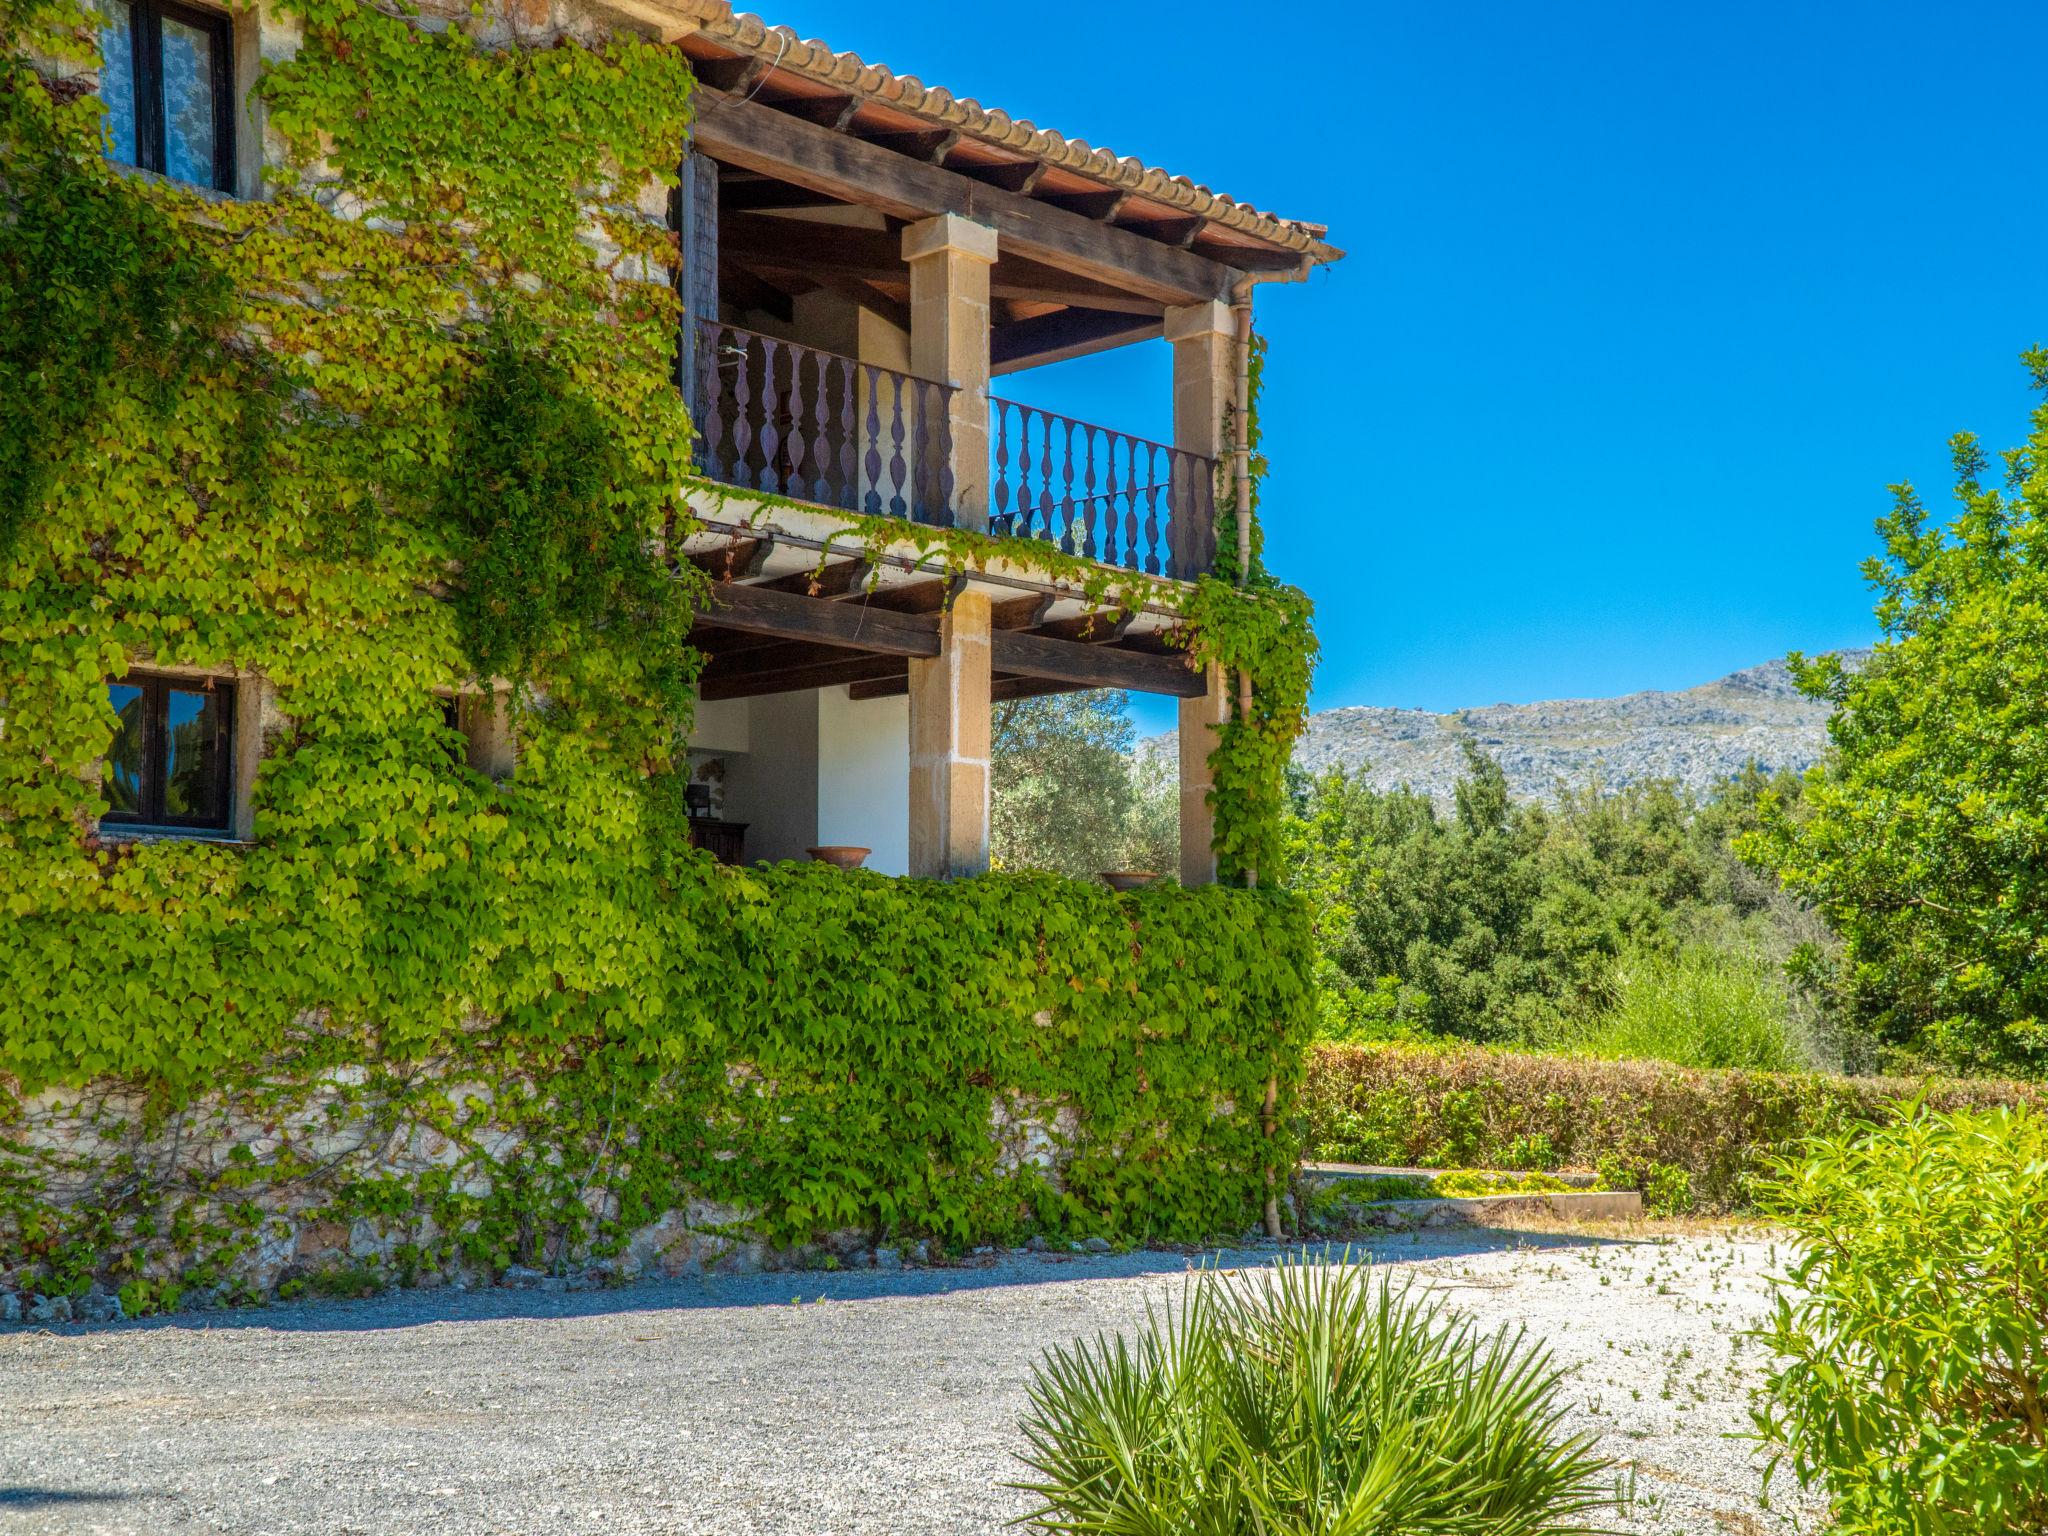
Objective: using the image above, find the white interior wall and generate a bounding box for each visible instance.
[683,686,909,873]
[725,690,820,864]
[817,686,910,876]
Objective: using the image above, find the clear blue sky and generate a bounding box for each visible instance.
[762,0,2046,732]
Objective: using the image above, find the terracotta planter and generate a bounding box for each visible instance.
[807,845,871,870]
[1099,870,1159,892]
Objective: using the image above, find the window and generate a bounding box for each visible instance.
[103,674,236,832]
[98,0,234,192]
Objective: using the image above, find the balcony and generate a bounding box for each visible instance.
[692,321,1218,582]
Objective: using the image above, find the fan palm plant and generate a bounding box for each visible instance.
[1013,1252,1619,1535]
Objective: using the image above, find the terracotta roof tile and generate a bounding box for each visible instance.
[670,3,1340,262]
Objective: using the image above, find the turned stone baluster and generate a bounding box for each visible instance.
[1142,442,1163,576]
[833,356,858,512]
[757,335,787,496]
[992,400,1012,536]
[1040,409,1056,548]
[698,322,728,483]
[862,362,884,516]
[730,331,756,491]
[886,371,909,517]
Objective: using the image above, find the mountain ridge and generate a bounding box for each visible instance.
[1145,650,1870,804]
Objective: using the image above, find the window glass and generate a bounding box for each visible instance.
[159,13,217,188]
[104,683,145,815]
[98,0,138,167]
[163,686,224,819]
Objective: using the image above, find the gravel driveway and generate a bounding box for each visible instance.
[1,1224,1822,1535]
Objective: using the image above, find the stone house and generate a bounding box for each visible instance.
[0,0,1340,1302]
[80,0,1341,879]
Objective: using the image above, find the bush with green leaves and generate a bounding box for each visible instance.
[1285,756,1851,1067]
[1744,356,2048,1078]
[1013,1253,1617,1534]
[1752,1101,2048,1535]
[1304,1042,2040,1213]
[1545,941,1812,1072]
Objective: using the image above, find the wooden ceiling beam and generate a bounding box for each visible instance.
[692,89,1238,304]
[990,592,1057,631]
[807,272,912,333]
[694,581,940,657]
[1041,189,1129,222]
[720,214,1162,316]
[753,557,876,598]
[857,127,959,163]
[700,652,910,702]
[991,629,1205,696]
[698,637,865,678]
[691,54,771,94]
[966,161,1047,195]
[991,309,1163,374]
[685,537,773,582]
[718,178,850,212]
[1190,240,1309,274]
[848,673,1090,704]
[1031,611,1138,643]
[779,94,862,131]
[717,267,796,321]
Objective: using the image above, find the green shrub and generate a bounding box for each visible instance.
[1429,1170,1574,1197]
[1550,942,1811,1072]
[1304,1043,2040,1212]
[1752,1102,2048,1534]
[1013,1253,1618,1534]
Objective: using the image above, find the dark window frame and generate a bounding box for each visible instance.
[105,0,236,193]
[102,672,237,833]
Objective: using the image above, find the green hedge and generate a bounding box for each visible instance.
[1303,1043,2040,1212]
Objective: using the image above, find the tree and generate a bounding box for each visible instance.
[1286,748,1834,1059]
[1745,353,2048,1077]
[990,691,1176,879]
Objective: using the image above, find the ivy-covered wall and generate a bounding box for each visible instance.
[0,0,1319,1310]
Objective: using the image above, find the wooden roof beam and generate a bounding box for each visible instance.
[685,536,773,582]
[692,54,771,94]
[1041,188,1129,222]
[718,213,1164,316]
[990,629,1205,696]
[780,94,862,131]
[693,581,940,657]
[967,161,1047,195]
[691,89,1239,304]
[753,557,876,599]
[700,652,910,701]
[992,309,1163,374]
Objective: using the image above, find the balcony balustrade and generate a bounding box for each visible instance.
[989,398,1216,582]
[691,319,1219,581]
[693,319,956,525]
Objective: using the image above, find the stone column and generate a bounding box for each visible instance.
[1165,300,1236,576]
[1165,300,1235,459]
[1177,660,1230,887]
[1168,302,1239,885]
[903,214,998,532]
[908,589,993,878]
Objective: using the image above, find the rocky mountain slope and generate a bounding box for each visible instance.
[1283,652,1867,804]
[1136,652,1868,804]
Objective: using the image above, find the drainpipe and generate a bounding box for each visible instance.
[1225,259,1314,881]
[1229,260,1311,1242]
[1228,261,1313,593]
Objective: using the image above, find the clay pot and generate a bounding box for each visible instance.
[806,845,871,870]
[1099,870,1159,892]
